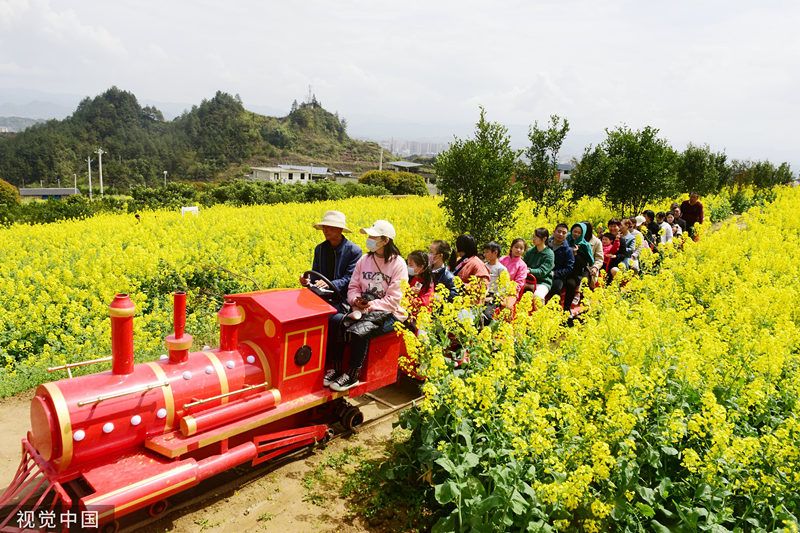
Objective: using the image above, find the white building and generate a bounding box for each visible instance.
[250,165,329,184]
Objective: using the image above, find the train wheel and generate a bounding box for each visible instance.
[101,520,120,533]
[341,406,364,431]
[148,499,169,517]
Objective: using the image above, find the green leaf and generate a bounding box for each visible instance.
[463,452,479,469]
[661,446,679,456]
[638,486,656,504]
[650,520,673,533]
[636,503,656,518]
[510,490,528,515]
[434,480,460,504]
[435,457,458,475]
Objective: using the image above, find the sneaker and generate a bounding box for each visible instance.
[330,373,360,392]
[322,368,337,387]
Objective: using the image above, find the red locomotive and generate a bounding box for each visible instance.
[0,281,405,531]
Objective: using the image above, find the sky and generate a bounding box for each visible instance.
[0,0,798,166]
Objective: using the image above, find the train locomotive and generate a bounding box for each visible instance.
[0,277,405,531]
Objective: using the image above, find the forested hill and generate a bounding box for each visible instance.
[0,87,382,189]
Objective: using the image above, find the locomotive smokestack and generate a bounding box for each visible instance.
[218,301,244,352]
[166,291,193,363]
[109,294,136,375]
[174,291,186,338]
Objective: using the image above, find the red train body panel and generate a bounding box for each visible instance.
[0,288,404,530]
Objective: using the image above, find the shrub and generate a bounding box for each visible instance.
[359,170,428,196]
[0,178,20,206]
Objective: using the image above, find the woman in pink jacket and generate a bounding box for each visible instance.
[326,220,408,392]
[500,238,527,302]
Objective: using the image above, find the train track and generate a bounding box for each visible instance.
[122,381,423,532]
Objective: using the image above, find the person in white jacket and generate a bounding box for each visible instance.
[326,220,408,392]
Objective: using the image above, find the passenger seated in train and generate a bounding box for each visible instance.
[325,220,408,392]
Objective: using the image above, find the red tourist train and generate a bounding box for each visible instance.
[0,279,405,531]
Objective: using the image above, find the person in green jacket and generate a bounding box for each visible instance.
[523,227,555,302]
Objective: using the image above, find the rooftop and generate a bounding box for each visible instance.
[20,187,80,196]
[387,161,423,169]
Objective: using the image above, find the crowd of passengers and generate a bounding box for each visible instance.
[302,194,704,392]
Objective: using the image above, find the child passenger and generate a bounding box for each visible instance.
[500,238,527,300]
[406,250,434,312]
[482,242,508,300]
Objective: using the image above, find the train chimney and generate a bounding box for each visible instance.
[218,301,244,352]
[109,294,136,375]
[165,291,193,363]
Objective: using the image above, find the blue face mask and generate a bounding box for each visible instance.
[366,237,379,252]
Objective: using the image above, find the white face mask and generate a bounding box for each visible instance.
[408,265,417,277]
[366,237,379,252]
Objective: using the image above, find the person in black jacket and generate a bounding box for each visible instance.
[300,210,362,296]
[545,223,575,304]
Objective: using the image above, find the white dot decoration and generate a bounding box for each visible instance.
[73,429,86,441]
[182,371,193,380]
[130,415,142,426]
[205,365,214,375]
[226,361,235,369]
[203,345,211,350]
[102,422,115,434]
[246,355,256,364]
[156,408,167,419]
[159,354,169,361]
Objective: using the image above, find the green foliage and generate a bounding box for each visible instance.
[359,170,428,196]
[0,178,20,206]
[677,144,724,196]
[435,108,522,245]
[517,114,570,215]
[0,87,381,189]
[728,159,794,190]
[571,125,679,215]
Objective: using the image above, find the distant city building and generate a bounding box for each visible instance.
[387,161,423,173]
[250,165,329,184]
[0,127,10,133]
[557,162,575,182]
[379,139,449,157]
[20,187,81,200]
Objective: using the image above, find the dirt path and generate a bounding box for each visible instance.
[0,394,31,483]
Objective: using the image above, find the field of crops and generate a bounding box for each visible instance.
[0,189,764,397]
[385,187,800,531]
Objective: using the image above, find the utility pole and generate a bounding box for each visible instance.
[379,147,383,171]
[163,170,167,187]
[73,173,77,190]
[87,156,93,200]
[96,148,105,197]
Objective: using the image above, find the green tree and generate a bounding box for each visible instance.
[677,144,720,196]
[571,125,678,215]
[517,114,570,214]
[359,170,427,196]
[0,178,20,206]
[434,108,521,244]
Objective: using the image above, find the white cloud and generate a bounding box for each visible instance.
[0,0,798,167]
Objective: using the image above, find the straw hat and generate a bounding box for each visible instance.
[312,210,351,232]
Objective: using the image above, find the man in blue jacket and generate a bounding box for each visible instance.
[302,211,362,385]
[300,210,362,298]
[545,223,575,306]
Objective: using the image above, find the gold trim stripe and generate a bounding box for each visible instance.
[242,340,271,386]
[282,326,325,381]
[42,383,72,472]
[146,363,175,432]
[202,351,229,405]
[108,306,136,317]
[98,477,197,520]
[165,337,193,351]
[146,391,347,457]
[218,314,244,326]
[84,463,196,506]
